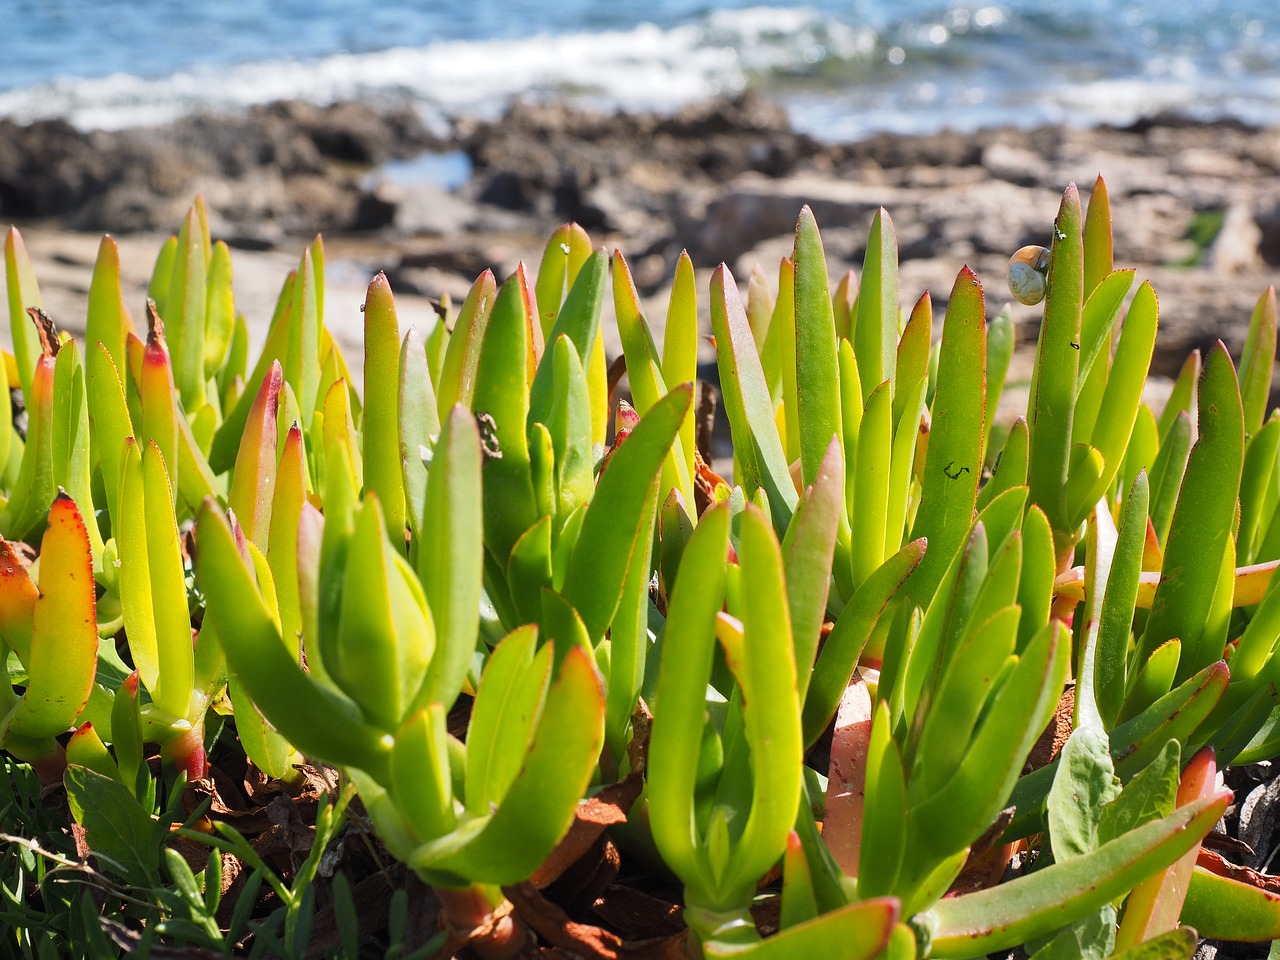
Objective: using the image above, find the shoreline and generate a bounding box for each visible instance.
[2,96,1278,399]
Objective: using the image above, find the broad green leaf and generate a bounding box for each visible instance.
[363,273,406,541]
[854,207,898,405]
[64,765,161,886]
[794,206,844,487]
[1026,183,1085,544]
[1006,661,1228,840]
[561,384,690,641]
[196,502,392,782]
[908,267,986,604]
[1109,929,1197,960]
[710,265,797,530]
[1096,739,1180,847]
[1027,907,1115,960]
[1140,342,1244,682]
[929,789,1229,958]
[1046,725,1119,860]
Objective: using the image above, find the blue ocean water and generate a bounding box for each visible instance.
[2,1,1277,139]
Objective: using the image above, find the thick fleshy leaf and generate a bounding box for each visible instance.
[718,505,803,900]
[783,437,841,694]
[908,266,986,603]
[710,264,797,529]
[1097,472,1149,729]
[414,405,483,712]
[804,538,925,746]
[208,271,295,473]
[0,538,37,662]
[86,235,133,376]
[1026,183,1084,546]
[286,245,321,418]
[1240,285,1278,438]
[267,423,306,645]
[1083,175,1114,296]
[929,789,1229,958]
[464,625,548,815]
[196,502,392,782]
[1,497,97,745]
[852,380,892,588]
[1140,342,1243,682]
[419,645,603,884]
[203,240,235,379]
[528,248,607,424]
[611,251,692,502]
[226,361,282,551]
[854,207,898,406]
[5,227,44,401]
[399,326,440,550]
[649,504,731,892]
[363,272,407,540]
[1085,280,1158,520]
[436,270,498,417]
[166,204,208,411]
[794,207,844,487]
[391,703,456,841]
[561,384,690,641]
[1182,863,1280,941]
[473,269,538,565]
[703,897,898,960]
[663,250,699,484]
[1072,268,1137,445]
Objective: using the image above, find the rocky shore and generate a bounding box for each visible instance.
[3,96,1279,395]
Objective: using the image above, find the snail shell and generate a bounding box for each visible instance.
[1007,244,1051,305]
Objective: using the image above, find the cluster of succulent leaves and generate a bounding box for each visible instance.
[4,179,1280,959]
